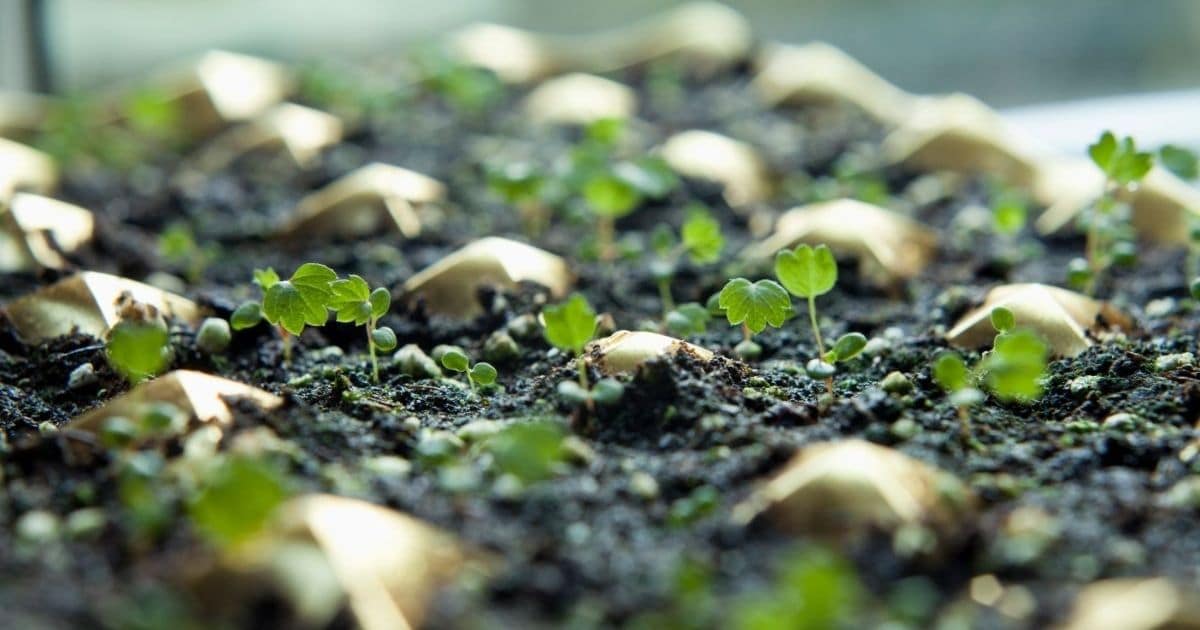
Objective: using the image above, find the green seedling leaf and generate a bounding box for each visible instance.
[262,263,336,335]
[372,326,397,351]
[441,348,470,373]
[775,244,837,299]
[932,352,970,393]
[557,380,590,405]
[486,421,566,484]
[230,301,263,331]
[681,206,724,264]
[990,307,1015,333]
[488,162,544,202]
[665,303,711,337]
[470,362,498,386]
[369,287,391,318]
[1160,144,1198,181]
[992,194,1027,236]
[253,268,280,290]
[188,457,289,550]
[584,173,642,218]
[592,378,625,406]
[330,274,373,325]
[718,278,790,334]
[982,328,1049,402]
[614,157,679,199]
[542,293,598,356]
[106,320,171,384]
[827,333,867,363]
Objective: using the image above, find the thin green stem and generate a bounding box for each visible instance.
[367,317,379,383]
[657,277,675,320]
[807,295,825,356]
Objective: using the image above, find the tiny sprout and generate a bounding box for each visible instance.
[230,263,337,362]
[330,275,396,383]
[196,317,231,355]
[440,349,497,392]
[1079,131,1153,294]
[542,293,624,409]
[651,204,726,323]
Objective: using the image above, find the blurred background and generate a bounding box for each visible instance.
[5,0,1200,150]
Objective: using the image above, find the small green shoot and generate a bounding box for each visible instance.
[718,278,790,359]
[106,318,171,384]
[1074,131,1153,294]
[651,205,726,326]
[775,243,847,393]
[542,293,624,409]
[230,263,337,362]
[440,349,497,392]
[330,275,397,383]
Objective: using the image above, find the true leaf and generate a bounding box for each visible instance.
[775,244,837,299]
[718,278,790,334]
[262,263,336,336]
[542,293,597,355]
[330,274,373,325]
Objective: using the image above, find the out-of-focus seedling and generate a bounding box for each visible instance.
[106,311,171,384]
[651,204,726,331]
[934,306,1048,446]
[542,293,624,408]
[1070,131,1152,294]
[230,263,337,362]
[330,275,397,383]
[718,277,790,359]
[440,348,497,392]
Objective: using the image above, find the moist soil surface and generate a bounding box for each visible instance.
[2,55,1200,630]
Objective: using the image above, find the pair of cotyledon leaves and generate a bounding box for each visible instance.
[719,244,837,334]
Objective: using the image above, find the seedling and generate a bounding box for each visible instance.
[773,243,864,393]
[1071,131,1153,294]
[440,348,497,392]
[933,307,1048,445]
[329,275,397,383]
[230,263,337,362]
[542,293,624,409]
[650,205,726,326]
[106,318,171,384]
[488,162,549,236]
[717,277,790,359]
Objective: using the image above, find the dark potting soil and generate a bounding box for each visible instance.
[2,57,1200,630]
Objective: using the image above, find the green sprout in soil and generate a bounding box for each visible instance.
[329,275,397,383]
[230,263,337,362]
[106,296,173,384]
[718,277,790,360]
[933,307,1049,445]
[650,204,726,333]
[542,293,624,409]
[774,243,865,393]
[158,222,218,284]
[1070,131,1153,294]
[440,348,497,392]
[488,161,549,236]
